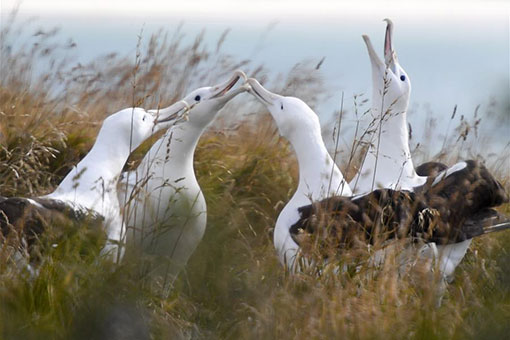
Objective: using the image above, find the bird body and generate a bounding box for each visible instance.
[350,19,423,194]
[247,21,509,285]
[292,160,509,255]
[1,103,188,263]
[119,71,249,284]
[347,19,509,281]
[248,78,352,269]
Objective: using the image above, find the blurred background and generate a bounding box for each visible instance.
[2,0,509,154]
[1,1,509,339]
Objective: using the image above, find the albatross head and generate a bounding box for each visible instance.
[180,70,249,128]
[247,78,321,142]
[103,100,189,151]
[363,18,411,115]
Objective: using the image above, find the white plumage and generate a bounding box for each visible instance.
[248,78,352,270]
[119,71,249,285]
[1,102,188,265]
[349,19,488,282]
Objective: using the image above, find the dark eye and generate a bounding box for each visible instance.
[400,75,406,81]
[142,116,146,122]
[281,104,284,110]
[195,95,201,102]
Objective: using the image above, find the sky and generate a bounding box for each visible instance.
[2,0,509,153]
[2,0,508,19]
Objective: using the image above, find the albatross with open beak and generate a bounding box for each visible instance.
[119,70,250,290]
[350,18,424,194]
[1,101,189,265]
[341,19,510,288]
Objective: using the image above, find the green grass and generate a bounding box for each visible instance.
[1,12,510,340]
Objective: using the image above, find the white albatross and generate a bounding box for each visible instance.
[119,70,249,286]
[347,19,509,284]
[350,18,424,194]
[247,78,352,270]
[0,101,189,264]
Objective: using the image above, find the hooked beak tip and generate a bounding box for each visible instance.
[362,35,370,44]
[384,18,397,68]
[247,78,273,105]
[210,70,247,99]
[235,69,248,82]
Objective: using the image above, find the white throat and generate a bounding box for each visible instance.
[134,121,205,182]
[48,124,131,215]
[350,89,424,194]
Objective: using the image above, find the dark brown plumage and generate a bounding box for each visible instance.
[415,161,448,177]
[0,197,104,251]
[290,160,509,257]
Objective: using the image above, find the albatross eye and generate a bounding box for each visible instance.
[194,95,201,102]
[142,116,146,122]
[281,104,284,110]
[400,75,406,81]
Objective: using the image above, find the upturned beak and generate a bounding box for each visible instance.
[383,18,398,72]
[247,78,278,105]
[362,34,385,73]
[151,100,189,126]
[210,70,249,101]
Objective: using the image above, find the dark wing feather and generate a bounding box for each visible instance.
[0,196,104,249]
[424,160,509,242]
[290,189,438,255]
[415,161,448,177]
[291,160,509,258]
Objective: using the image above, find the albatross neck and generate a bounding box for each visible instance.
[290,127,351,199]
[50,127,132,208]
[274,126,351,270]
[139,120,206,180]
[356,96,423,192]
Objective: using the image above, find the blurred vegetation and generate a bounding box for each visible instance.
[1,10,510,340]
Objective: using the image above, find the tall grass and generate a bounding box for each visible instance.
[1,12,509,339]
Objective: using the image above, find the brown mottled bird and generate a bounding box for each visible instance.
[291,160,509,274]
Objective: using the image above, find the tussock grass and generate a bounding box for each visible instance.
[1,13,509,340]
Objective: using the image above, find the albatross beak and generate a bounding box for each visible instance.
[247,78,278,105]
[383,18,398,73]
[151,100,189,126]
[362,34,385,73]
[210,70,249,101]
